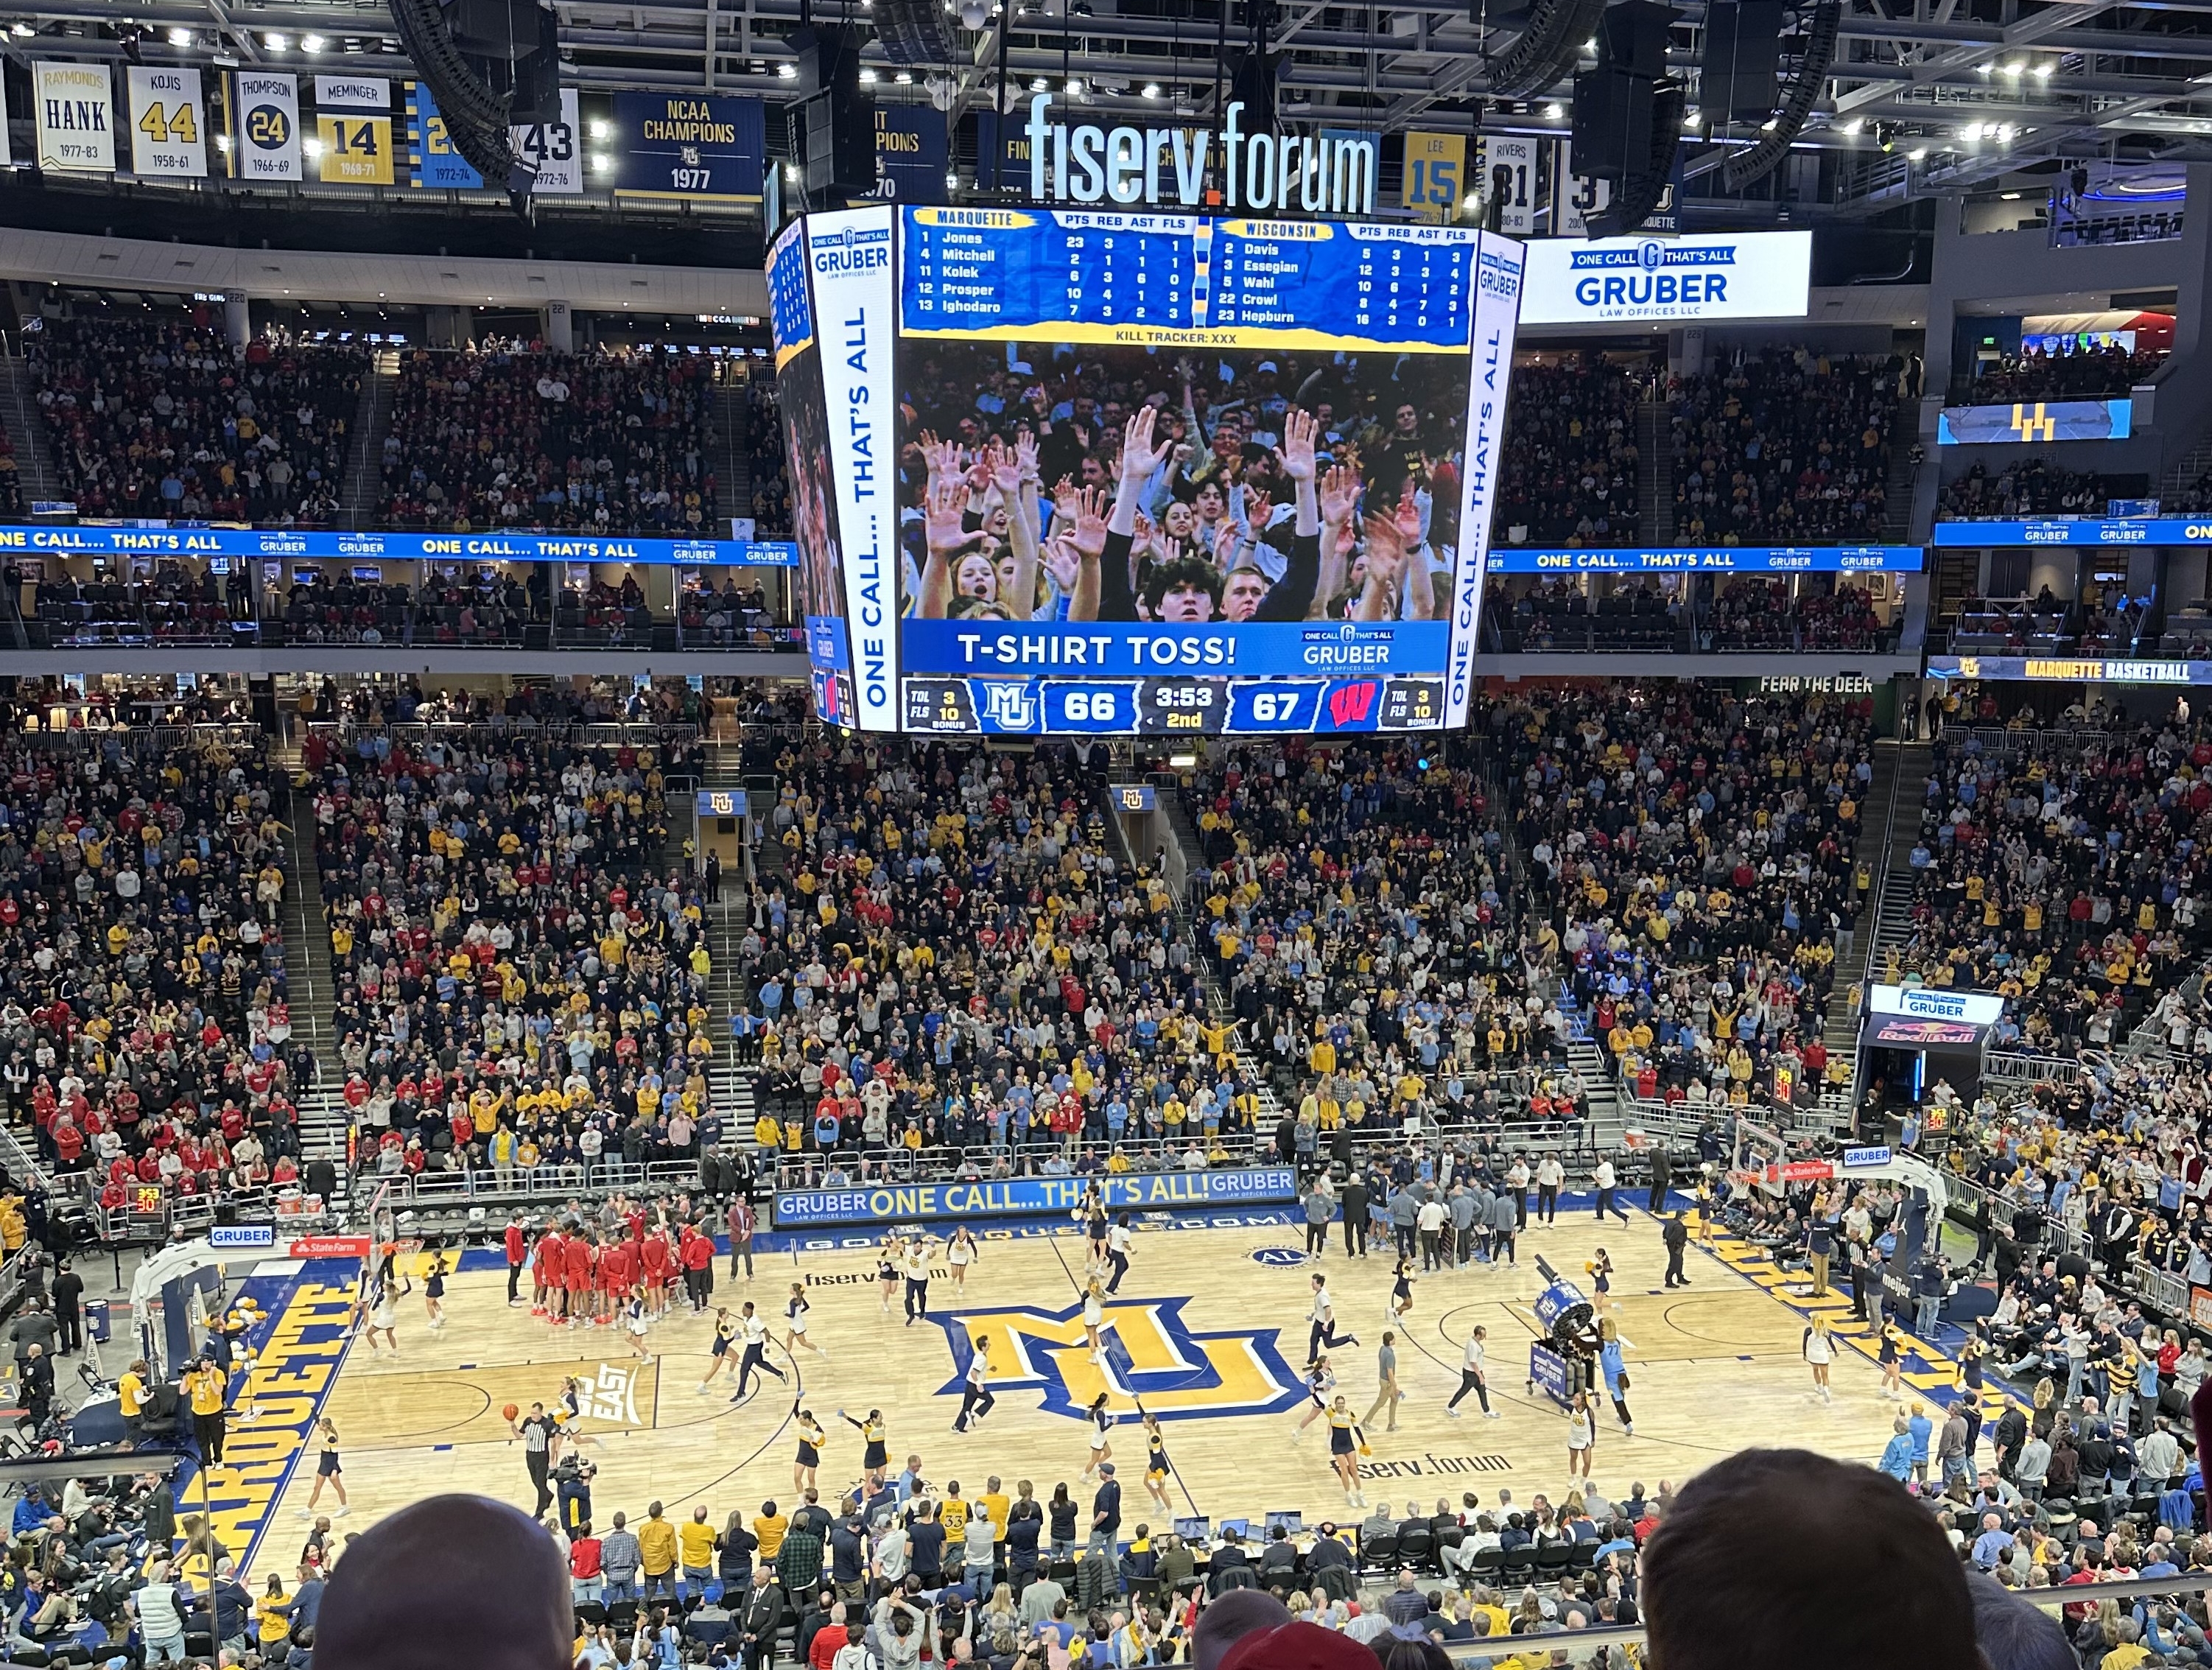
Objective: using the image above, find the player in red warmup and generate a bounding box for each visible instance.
[562,1232,594,1327]
[504,1214,529,1308]
[533,1224,564,1319]
[640,1231,673,1319]
[601,1237,633,1323]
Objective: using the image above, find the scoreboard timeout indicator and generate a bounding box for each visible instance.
[902,674,1445,736]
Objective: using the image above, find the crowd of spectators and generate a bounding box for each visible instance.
[1939,460,2145,519]
[1481,578,1681,652]
[1494,684,1870,1111]
[0,421,21,519]
[1494,355,1646,548]
[376,348,719,536]
[679,575,786,646]
[1179,740,1584,1138]
[27,321,361,526]
[1706,578,1895,653]
[298,675,707,737]
[305,720,719,1182]
[1668,350,1899,546]
[27,564,254,646]
[0,729,320,1212]
[732,737,1265,1173]
[1965,341,2167,403]
[1886,720,2209,1056]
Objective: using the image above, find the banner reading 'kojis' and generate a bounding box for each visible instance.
[127,66,206,178]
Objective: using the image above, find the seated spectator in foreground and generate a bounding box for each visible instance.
[1642,1448,1980,1670]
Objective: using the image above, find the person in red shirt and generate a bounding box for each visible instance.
[532,1227,564,1319]
[806,1615,850,1670]
[561,1232,594,1326]
[504,1214,529,1307]
[639,1232,673,1318]
[680,1224,714,1313]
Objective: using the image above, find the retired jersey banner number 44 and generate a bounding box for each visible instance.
[127,66,206,177]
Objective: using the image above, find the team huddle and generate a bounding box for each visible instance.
[512,1203,726,1329]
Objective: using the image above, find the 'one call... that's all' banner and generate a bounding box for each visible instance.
[606,93,765,203]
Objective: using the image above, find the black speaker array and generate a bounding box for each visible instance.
[1700,0,1783,123]
[1569,0,1679,182]
[790,25,877,200]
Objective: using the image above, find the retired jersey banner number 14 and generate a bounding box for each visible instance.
[315,74,392,184]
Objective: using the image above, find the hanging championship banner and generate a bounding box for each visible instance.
[34,62,116,173]
[608,93,765,203]
[314,74,392,185]
[232,71,301,180]
[127,66,206,177]
[408,83,581,194]
[872,105,947,203]
[0,79,10,166]
[1401,131,1465,224]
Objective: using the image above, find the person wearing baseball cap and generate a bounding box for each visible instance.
[1193,1589,1291,1670]
[1220,1620,1394,1669]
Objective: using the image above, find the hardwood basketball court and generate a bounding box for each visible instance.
[217,1204,1977,1575]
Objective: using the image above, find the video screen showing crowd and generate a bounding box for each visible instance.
[892,344,1466,631]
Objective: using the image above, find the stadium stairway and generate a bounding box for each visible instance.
[273,751,353,1170]
[0,353,58,505]
[1849,740,1933,1010]
[2163,421,2212,507]
[717,377,752,529]
[1822,736,1911,1069]
[338,348,398,530]
[696,740,762,1136]
[1637,396,1671,543]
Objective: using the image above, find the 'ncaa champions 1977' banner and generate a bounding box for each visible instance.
[607,92,765,203]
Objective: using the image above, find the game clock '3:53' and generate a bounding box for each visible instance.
[1137,679,1225,734]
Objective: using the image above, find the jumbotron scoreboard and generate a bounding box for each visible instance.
[767,204,1525,737]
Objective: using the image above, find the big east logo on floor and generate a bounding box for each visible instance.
[935,1296,1304,1420]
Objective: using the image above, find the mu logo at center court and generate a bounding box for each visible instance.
[933,1296,1305,1422]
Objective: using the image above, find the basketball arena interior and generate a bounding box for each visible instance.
[0,1,2205,1664]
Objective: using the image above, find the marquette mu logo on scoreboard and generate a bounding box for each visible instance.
[937,1297,1305,1421]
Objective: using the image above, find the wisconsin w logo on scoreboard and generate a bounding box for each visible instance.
[935,1297,1305,1421]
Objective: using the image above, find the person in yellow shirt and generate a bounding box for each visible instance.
[753,1503,789,1562]
[256,1575,294,1651]
[636,1503,680,1599]
[980,1480,1011,1542]
[186,1355,229,1467]
[119,1358,149,1442]
[677,1506,719,1592]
